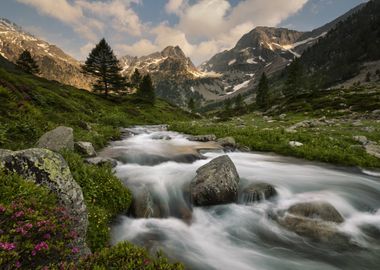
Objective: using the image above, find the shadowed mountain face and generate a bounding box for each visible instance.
[0,18,92,90]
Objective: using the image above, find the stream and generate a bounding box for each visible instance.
[103,125,380,270]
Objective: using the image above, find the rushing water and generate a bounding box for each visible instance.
[105,126,380,270]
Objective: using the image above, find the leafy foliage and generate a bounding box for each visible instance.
[0,172,78,269]
[82,39,126,96]
[79,241,184,270]
[16,50,39,75]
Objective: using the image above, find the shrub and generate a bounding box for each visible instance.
[0,172,78,269]
[79,241,184,270]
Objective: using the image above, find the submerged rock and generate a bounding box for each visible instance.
[131,186,160,218]
[188,134,217,142]
[75,141,97,157]
[191,155,240,206]
[217,137,236,149]
[240,183,277,204]
[36,126,74,152]
[0,148,89,255]
[275,201,349,245]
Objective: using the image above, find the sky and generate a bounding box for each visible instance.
[0,0,369,65]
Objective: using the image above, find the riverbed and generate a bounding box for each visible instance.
[105,126,380,270]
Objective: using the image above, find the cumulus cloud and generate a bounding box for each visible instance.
[17,0,309,63]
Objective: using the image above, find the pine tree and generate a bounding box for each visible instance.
[188,97,195,112]
[256,72,269,109]
[284,58,304,97]
[224,98,232,112]
[137,74,155,104]
[234,94,244,109]
[82,39,126,97]
[16,50,39,74]
[130,68,142,88]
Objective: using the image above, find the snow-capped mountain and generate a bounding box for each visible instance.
[120,46,229,107]
[0,18,91,90]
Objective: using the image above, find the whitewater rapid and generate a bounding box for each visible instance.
[105,126,380,270]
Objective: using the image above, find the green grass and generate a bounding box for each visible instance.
[171,111,380,168]
[0,67,191,151]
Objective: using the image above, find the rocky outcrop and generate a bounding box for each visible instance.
[364,143,380,159]
[240,183,277,203]
[0,148,89,254]
[36,126,74,152]
[191,155,240,206]
[275,201,349,245]
[75,141,97,157]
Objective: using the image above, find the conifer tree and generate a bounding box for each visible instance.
[234,94,244,109]
[137,74,155,104]
[256,72,269,109]
[130,68,142,88]
[188,97,195,112]
[284,58,304,97]
[16,50,39,74]
[82,39,126,97]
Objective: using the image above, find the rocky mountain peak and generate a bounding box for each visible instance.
[161,45,187,59]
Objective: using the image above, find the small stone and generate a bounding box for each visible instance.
[85,157,118,168]
[353,135,369,145]
[289,141,303,147]
[75,141,97,157]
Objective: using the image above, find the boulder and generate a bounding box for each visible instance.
[188,134,216,142]
[276,201,349,244]
[0,148,89,254]
[364,143,380,159]
[217,137,236,149]
[191,155,240,206]
[353,135,369,145]
[75,141,97,157]
[36,126,74,152]
[85,157,118,168]
[289,141,303,147]
[240,183,277,204]
[131,186,160,218]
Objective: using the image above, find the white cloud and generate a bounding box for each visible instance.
[17,0,309,63]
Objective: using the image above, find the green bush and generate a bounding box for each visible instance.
[0,172,78,269]
[61,151,132,251]
[79,241,184,270]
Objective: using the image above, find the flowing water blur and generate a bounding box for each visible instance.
[107,126,380,270]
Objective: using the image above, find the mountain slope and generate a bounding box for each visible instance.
[292,0,380,88]
[120,46,227,107]
[0,18,91,90]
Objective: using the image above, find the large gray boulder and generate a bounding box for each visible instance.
[240,183,277,204]
[75,141,97,157]
[0,148,89,255]
[276,201,349,245]
[36,126,74,152]
[191,155,240,206]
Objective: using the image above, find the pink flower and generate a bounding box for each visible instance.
[0,242,16,251]
[71,247,80,254]
[0,204,5,213]
[144,259,150,265]
[34,241,49,252]
[43,233,51,240]
[15,261,21,268]
[14,211,24,218]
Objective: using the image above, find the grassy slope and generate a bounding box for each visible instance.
[0,65,191,150]
[0,62,188,268]
[171,85,380,168]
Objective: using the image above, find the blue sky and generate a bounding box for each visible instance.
[0,0,368,64]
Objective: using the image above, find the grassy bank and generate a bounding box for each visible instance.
[171,111,380,168]
[0,62,188,268]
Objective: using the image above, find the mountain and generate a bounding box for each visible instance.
[120,46,229,107]
[0,18,91,90]
[198,2,368,101]
[291,0,380,89]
